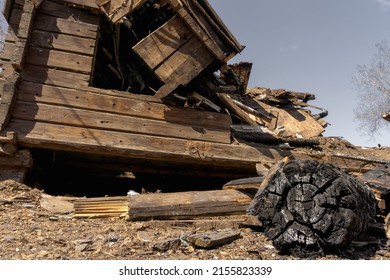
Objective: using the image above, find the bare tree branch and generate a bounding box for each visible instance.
[353,40,390,137]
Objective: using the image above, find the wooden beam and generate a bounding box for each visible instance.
[187,92,222,112]
[25,47,94,74]
[33,14,98,38]
[21,65,91,90]
[6,119,283,168]
[231,125,320,146]
[17,81,232,131]
[73,189,252,222]
[30,30,96,55]
[127,189,253,221]
[215,93,258,126]
[12,101,231,144]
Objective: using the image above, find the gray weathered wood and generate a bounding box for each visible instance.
[12,101,231,144]
[185,229,241,248]
[127,190,253,221]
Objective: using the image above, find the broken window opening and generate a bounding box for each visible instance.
[90,2,175,95]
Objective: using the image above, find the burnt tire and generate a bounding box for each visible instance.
[249,160,376,258]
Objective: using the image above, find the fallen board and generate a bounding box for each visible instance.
[73,190,254,220]
[184,229,241,248]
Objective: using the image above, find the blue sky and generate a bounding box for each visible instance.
[209,0,390,147]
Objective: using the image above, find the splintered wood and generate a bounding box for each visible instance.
[238,87,327,139]
[73,197,129,219]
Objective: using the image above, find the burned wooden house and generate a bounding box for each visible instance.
[0,0,364,195]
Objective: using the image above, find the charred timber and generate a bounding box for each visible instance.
[248,159,377,258]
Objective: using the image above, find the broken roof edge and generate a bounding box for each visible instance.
[196,0,244,54]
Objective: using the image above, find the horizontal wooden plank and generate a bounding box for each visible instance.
[6,119,282,168]
[21,65,91,89]
[155,36,214,84]
[12,102,231,143]
[24,47,93,74]
[33,13,98,38]
[17,82,232,130]
[133,16,194,70]
[40,0,100,25]
[30,30,96,55]
[20,65,160,103]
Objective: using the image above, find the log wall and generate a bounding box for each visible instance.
[1,0,279,180]
[5,0,235,149]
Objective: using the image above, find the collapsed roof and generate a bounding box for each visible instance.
[89,0,328,139]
